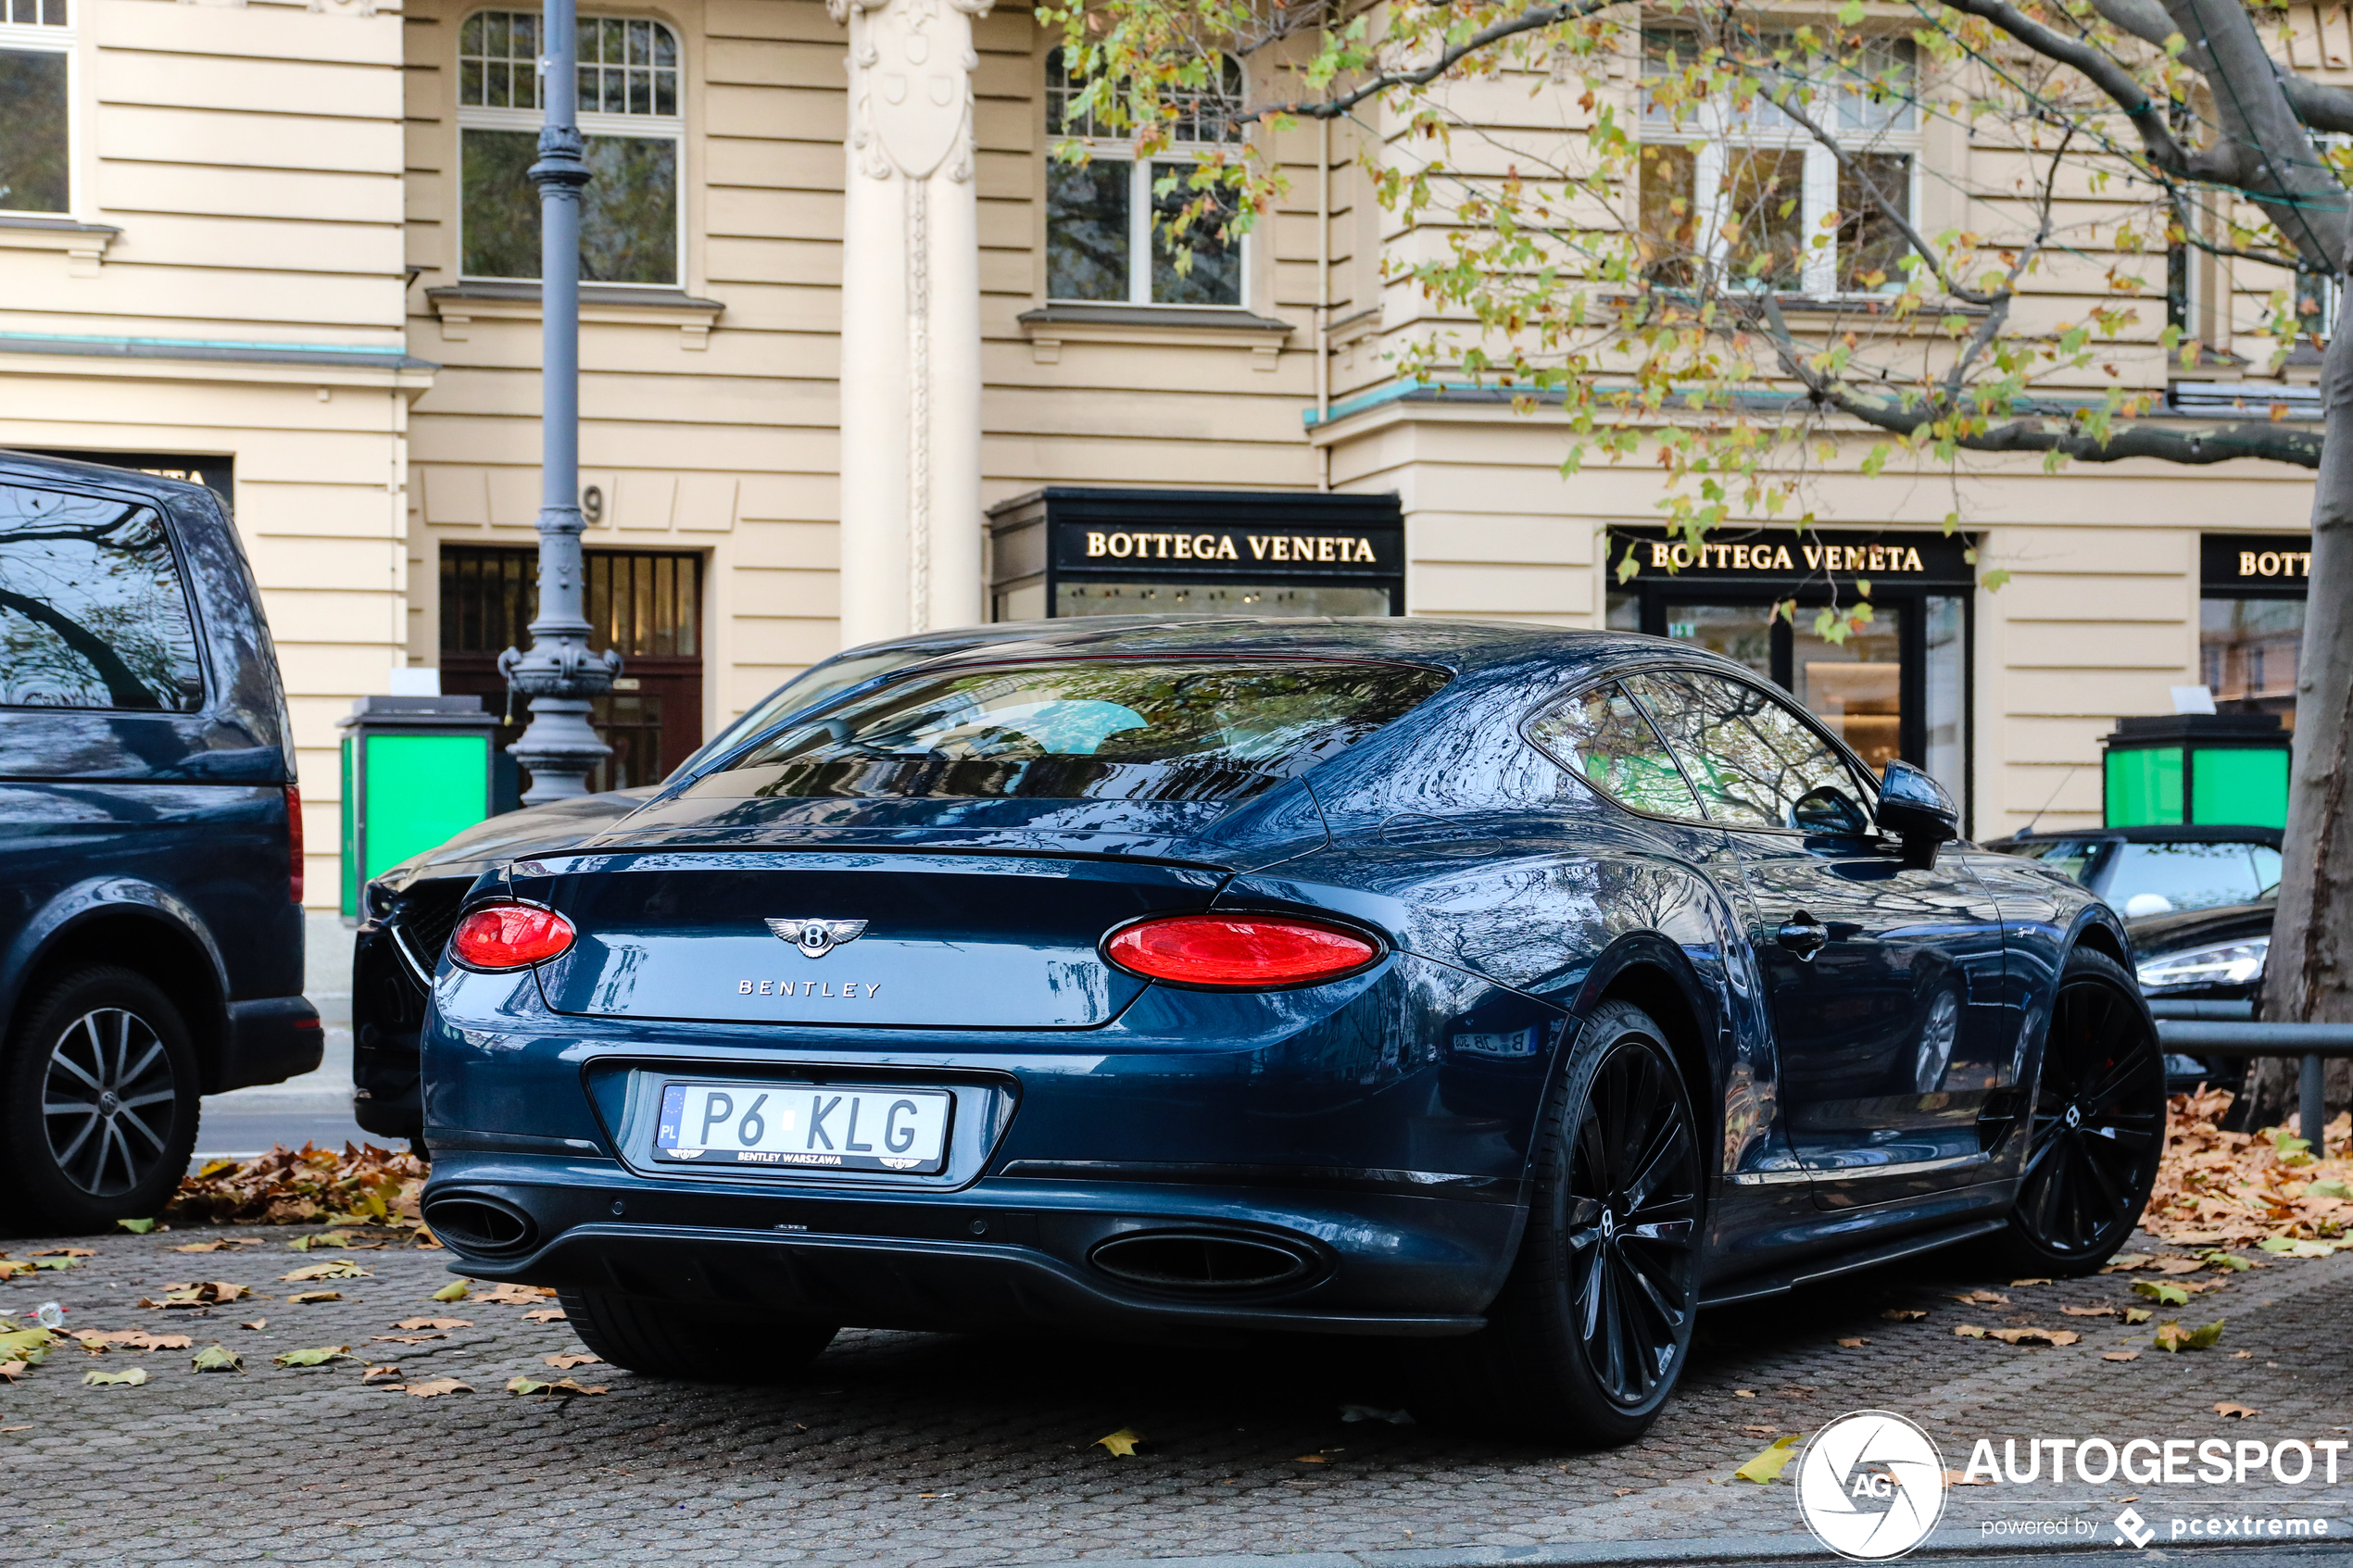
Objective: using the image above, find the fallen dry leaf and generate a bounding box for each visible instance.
[1953,1290,2009,1306]
[362,1364,402,1383]
[1735,1435,1802,1484]
[522,1308,566,1323]
[507,1375,608,1397]
[74,1331,191,1352]
[2154,1319,2227,1353]
[398,1377,472,1398]
[2215,1402,2260,1419]
[472,1283,557,1306]
[286,1291,343,1305]
[2060,1305,2117,1318]
[1880,1309,1929,1323]
[1944,1469,1994,1486]
[1985,1326,2080,1347]
[280,1260,369,1283]
[238,1320,267,1332]
[2233,1350,2255,1359]
[273,1346,350,1368]
[373,1334,445,1346]
[1733,1388,1756,1398]
[169,1240,256,1254]
[0,1361,25,1383]
[2124,1307,2154,1324]
[2009,1277,2053,1287]
[2152,1257,2208,1276]
[31,1248,95,1258]
[395,1318,472,1331]
[1742,1424,1778,1436]
[190,1344,242,1374]
[1954,1324,1989,1339]
[2142,1089,2353,1251]
[543,1352,602,1370]
[1836,1337,1868,1348]
[429,1282,470,1303]
[2134,1281,2191,1306]
[82,1367,147,1386]
[2103,1350,2141,1362]
[1095,1428,1144,1457]
[1292,1453,1327,1463]
[2101,1255,2158,1273]
[138,1282,250,1310]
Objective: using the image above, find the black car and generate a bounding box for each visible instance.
[413,620,2158,1442]
[0,451,318,1234]
[1985,824,2281,921]
[2131,895,2275,1096]
[354,617,1248,1145]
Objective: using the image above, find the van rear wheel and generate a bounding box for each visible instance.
[0,966,200,1236]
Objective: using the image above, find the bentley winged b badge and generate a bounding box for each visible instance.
[766,917,868,959]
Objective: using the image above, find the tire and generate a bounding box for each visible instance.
[1993,948,2167,1276]
[0,966,201,1236]
[1442,1000,1704,1445]
[557,1287,838,1382]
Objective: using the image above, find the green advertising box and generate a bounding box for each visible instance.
[338,696,498,918]
[2101,713,2290,830]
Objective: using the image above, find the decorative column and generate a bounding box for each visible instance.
[830,0,991,645]
[498,0,620,802]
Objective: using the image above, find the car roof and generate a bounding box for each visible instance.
[833,616,1709,681]
[0,447,213,506]
[1994,824,2284,847]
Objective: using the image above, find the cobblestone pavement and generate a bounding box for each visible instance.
[3,1227,2348,1565]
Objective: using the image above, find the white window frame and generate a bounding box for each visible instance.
[455,8,686,291]
[1044,50,1249,310]
[0,0,76,220]
[1641,33,1922,297]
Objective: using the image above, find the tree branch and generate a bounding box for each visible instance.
[1771,89,1998,306]
[1250,0,1619,121]
[1938,0,2215,176]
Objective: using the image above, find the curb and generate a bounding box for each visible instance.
[1003,1524,2353,1568]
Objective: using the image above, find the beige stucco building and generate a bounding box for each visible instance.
[0,0,2328,905]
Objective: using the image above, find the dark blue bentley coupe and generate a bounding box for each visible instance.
[417,619,2159,1441]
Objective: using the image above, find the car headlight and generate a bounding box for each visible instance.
[2136,936,2269,993]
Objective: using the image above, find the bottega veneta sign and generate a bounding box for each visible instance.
[1607,525,1976,587]
[1082,530,1383,565]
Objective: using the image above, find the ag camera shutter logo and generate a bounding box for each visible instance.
[1795,1410,1948,1560]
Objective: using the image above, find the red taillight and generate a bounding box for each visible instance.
[449,905,576,970]
[1105,915,1380,989]
[285,784,304,904]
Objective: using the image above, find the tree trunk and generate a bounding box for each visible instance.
[2253,262,2353,1130]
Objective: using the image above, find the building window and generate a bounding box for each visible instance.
[1638,31,1919,294]
[1045,48,1246,307]
[0,0,71,216]
[457,9,683,286]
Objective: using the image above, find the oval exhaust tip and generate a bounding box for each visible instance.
[1090,1231,1315,1292]
[422,1194,537,1256]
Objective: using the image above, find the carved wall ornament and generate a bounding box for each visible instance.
[837,0,988,183]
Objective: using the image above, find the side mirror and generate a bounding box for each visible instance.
[1876,759,1959,867]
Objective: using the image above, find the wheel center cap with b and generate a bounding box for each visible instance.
[98,1090,120,1117]
[2064,1104,2082,1130]
[1599,1207,1617,1241]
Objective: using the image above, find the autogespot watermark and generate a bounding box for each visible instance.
[1793,1411,2346,1560]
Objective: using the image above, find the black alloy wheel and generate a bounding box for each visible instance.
[0,966,201,1235]
[1999,949,2165,1274]
[1449,1000,1703,1444]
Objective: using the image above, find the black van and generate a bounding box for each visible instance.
[0,451,319,1234]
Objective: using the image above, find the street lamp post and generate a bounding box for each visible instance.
[497,0,618,803]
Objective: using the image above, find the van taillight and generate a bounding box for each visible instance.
[286,785,304,904]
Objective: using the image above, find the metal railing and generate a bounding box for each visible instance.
[2149,997,2353,1147]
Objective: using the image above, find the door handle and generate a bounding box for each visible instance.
[1777,915,1830,960]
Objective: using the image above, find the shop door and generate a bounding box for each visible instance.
[439,546,704,793]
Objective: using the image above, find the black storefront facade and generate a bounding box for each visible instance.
[1604,525,1975,825]
[987,489,1405,622]
[2199,532,2310,733]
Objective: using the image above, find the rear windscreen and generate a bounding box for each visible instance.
[711,659,1449,802]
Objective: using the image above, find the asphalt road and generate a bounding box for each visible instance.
[195,910,378,1160]
[3,1229,2347,1566]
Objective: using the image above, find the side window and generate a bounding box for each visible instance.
[1528,681,1706,822]
[1625,671,1863,831]
[0,484,203,711]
